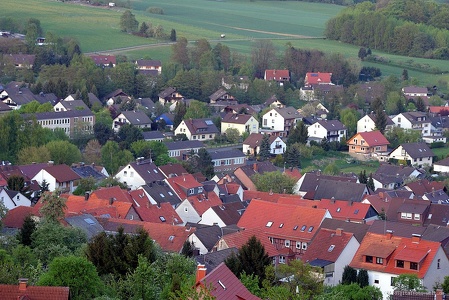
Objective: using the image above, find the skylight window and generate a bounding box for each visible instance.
[160,193,165,198]
[168,192,173,196]
[336,208,341,212]
[266,221,273,227]
[279,223,284,228]
[328,245,335,252]
[159,216,166,222]
[293,225,298,230]
[168,235,175,241]
[84,218,95,225]
[354,209,359,215]
[301,225,307,231]
[308,226,314,233]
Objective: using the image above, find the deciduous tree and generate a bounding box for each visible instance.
[252,171,296,194]
[120,10,139,33]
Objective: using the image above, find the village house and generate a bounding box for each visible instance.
[242,133,286,156]
[158,87,184,105]
[188,224,227,255]
[32,164,81,193]
[54,99,89,112]
[221,113,259,135]
[261,106,302,137]
[0,279,69,300]
[112,110,152,132]
[372,164,424,190]
[307,119,347,143]
[402,86,429,104]
[4,54,35,69]
[0,188,31,210]
[135,59,162,75]
[2,81,58,109]
[164,140,205,160]
[114,158,165,190]
[349,232,449,299]
[347,130,390,155]
[300,228,360,286]
[87,54,116,67]
[174,118,219,141]
[304,72,333,87]
[392,112,431,136]
[357,113,395,133]
[209,149,246,174]
[388,142,434,167]
[64,92,102,107]
[199,201,246,227]
[209,88,236,104]
[264,69,290,85]
[264,95,284,108]
[233,161,278,191]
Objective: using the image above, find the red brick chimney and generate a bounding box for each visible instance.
[411,233,421,243]
[336,228,343,236]
[18,278,28,291]
[253,163,258,172]
[196,264,207,284]
[436,289,443,300]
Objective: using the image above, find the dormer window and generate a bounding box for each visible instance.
[396,260,404,268]
[198,187,203,193]
[189,188,194,195]
[284,240,290,247]
[410,262,418,270]
[365,256,373,263]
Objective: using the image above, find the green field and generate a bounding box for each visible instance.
[3,0,449,89]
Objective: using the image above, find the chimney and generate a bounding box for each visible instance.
[436,289,443,300]
[85,192,90,201]
[336,228,343,236]
[196,264,207,284]
[386,230,393,239]
[47,160,54,166]
[109,197,114,205]
[411,233,421,243]
[253,163,258,172]
[18,278,28,291]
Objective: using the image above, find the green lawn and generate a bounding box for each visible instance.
[432,147,449,160]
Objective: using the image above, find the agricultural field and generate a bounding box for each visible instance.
[2,0,449,89]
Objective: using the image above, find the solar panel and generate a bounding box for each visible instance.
[205,120,214,125]
[84,218,95,225]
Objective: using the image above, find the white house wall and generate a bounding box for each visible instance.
[175,200,201,225]
[328,237,360,286]
[199,208,225,227]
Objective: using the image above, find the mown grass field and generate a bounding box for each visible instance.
[3,0,449,89]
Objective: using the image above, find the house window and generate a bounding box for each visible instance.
[184,207,188,212]
[300,225,306,231]
[296,241,301,249]
[365,256,373,263]
[376,257,383,265]
[284,240,290,247]
[188,188,194,195]
[353,139,357,144]
[410,262,418,270]
[398,117,401,122]
[302,242,308,250]
[124,171,127,177]
[198,187,203,193]
[202,135,205,139]
[374,279,379,284]
[279,256,286,264]
[414,214,420,220]
[396,260,404,268]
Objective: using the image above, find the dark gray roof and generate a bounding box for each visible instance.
[158,87,177,99]
[316,119,347,131]
[313,179,368,202]
[120,111,152,125]
[137,98,156,110]
[195,247,238,273]
[398,142,434,159]
[71,165,107,181]
[65,214,104,240]
[400,112,429,124]
[298,172,357,194]
[424,203,449,227]
[141,182,181,206]
[211,201,246,226]
[320,218,369,243]
[142,131,165,141]
[59,100,89,111]
[273,106,302,119]
[164,140,205,150]
[158,163,188,179]
[188,223,223,252]
[208,149,245,160]
[423,189,449,204]
[373,164,423,185]
[125,159,165,184]
[435,157,449,167]
[422,224,449,242]
[368,220,426,238]
[397,200,429,214]
[24,109,94,120]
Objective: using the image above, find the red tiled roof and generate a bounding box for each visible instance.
[98,218,194,252]
[237,200,328,242]
[429,106,449,114]
[0,283,69,300]
[347,130,390,147]
[301,228,354,263]
[315,199,371,222]
[221,227,278,257]
[134,202,182,225]
[43,164,81,183]
[2,206,33,228]
[32,194,132,219]
[158,163,188,178]
[222,113,253,125]
[167,174,202,199]
[284,168,302,181]
[349,232,441,278]
[305,72,332,86]
[88,54,116,65]
[188,192,223,216]
[264,69,290,82]
[90,186,133,203]
[199,262,261,300]
[405,179,445,197]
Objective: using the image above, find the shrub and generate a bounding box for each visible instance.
[147,7,164,15]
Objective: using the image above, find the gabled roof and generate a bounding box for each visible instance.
[164,140,205,151]
[167,174,203,198]
[181,118,219,135]
[265,69,290,82]
[373,164,422,185]
[119,111,152,125]
[243,190,303,202]
[190,224,224,252]
[423,203,449,227]
[42,164,81,182]
[90,186,133,203]
[319,218,369,243]
[119,159,165,184]
[98,218,194,252]
[368,220,426,238]
[58,100,89,111]
[209,88,233,102]
[64,213,104,240]
[2,206,33,229]
[223,104,257,115]
[397,112,429,124]
[272,106,302,120]
[235,161,278,178]
[222,113,253,125]
[316,199,373,222]
[220,227,278,257]
[305,72,332,85]
[139,183,181,206]
[199,262,261,300]
[158,163,188,179]
[209,201,246,226]
[301,228,355,264]
[0,283,69,300]
[402,86,428,94]
[237,200,328,242]
[312,179,368,202]
[195,247,238,273]
[187,192,223,216]
[405,179,444,196]
[349,232,441,278]
[363,113,395,125]
[348,130,389,147]
[315,119,346,131]
[25,109,94,121]
[142,131,165,141]
[135,59,161,67]
[5,53,35,66]
[395,143,434,159]
[133,202,182,225]
[158,87,178,99]
[71,164,107,181]
[297,172,357,194]
[88,54,116,65]
[243,133,279,148]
